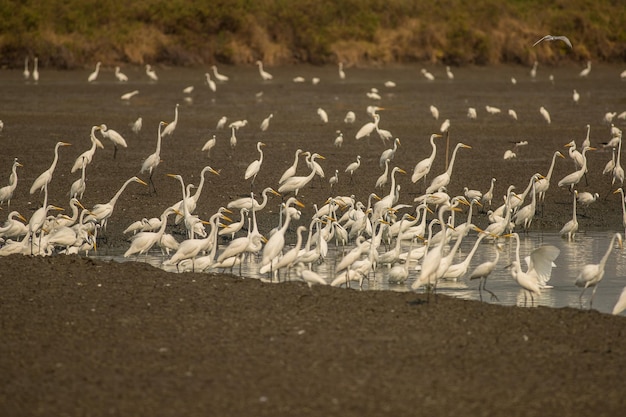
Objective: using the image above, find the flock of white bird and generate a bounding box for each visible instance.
[3,53,626,315]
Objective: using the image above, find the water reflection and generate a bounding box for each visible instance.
[93,230,625,315]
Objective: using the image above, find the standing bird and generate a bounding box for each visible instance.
[131,117,142,134]
[279,149,305,184]
[469,244,501,302]
[87,62,101,82]
[535,151,565,210]
[612,287,626,315]
[85,176,147,232]
[211,65,229,82]
[32,57,39,82]
[204,72,217,92]
[379,138,400,167]
[317,108,328,124]
[575,233,623,309]
[0,158,23,207]
[355,113,381,140]
[411,134,442,184]
[140,121,168,194]
[278,155,324,195]
[244,141,266,188]
[329,170,339,189]
[338,62,346,80]
[69,158,88,200]
[216,116,228,130]
[344,111,356,124]
[71,126,103,173]
[145,64,158,81]
[426,142,472,194]
[612,132,624,186]
[256,60,273,80]
[430,105,439,120]
[509,233,560,305]
[23,57,30,80]
[481,177,497,209]
[201,135,217,158]
[539,106,551,124]
[124,208,178,258]
[532,34,573,49]
[260,113,273,131]
[99,124,128,159]
[573,89,580,104]
[334,131,344,147]
[345,155,361,183]
[115,66,128,82]
[559,190,579,241]
[558,146,594,191]
[579,61,592,78]
[530,61,538,79]
[446,66,454,80]
[161,103,179,138]
[30,141,71,195]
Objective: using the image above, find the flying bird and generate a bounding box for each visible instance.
[532,35,573,49]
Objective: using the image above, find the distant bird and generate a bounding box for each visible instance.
[131,117,142,134]
[141,121,168,194]
[508,109,518,120]
[87,62,101,82]
[256,60,273,80]
[70,125,103,173]
[23,57,30,80]
[532,35,573,49]
[201,135,217,158]
[467,107,477,119]
[115,66,128,82]
[260,114,273,131]
[344,111,356,124]
[329,170,339,188]
[334,131,344,147]
[485,105,501,115]
[145,64,158,81]
[0,158,23,207]
[204,73,216,92]
[30,141,71,195]
[579,61,592,78]
[439,119,450,133]
[211,65,229,82]
[345,156,361,183]
[421,68,435,81]
[338,62,346,80]
[183,85,194,94]
[216,116,228,130]
[446,66,454,80]
[530,61,538,79]
[539,106,551,124]
[244,141,266,187]
[32,57,39,82]
[573,89,580,104]
[317,108,328,123]
[411,134,442,184]
[120,90,139,100]
[430,105,439,120]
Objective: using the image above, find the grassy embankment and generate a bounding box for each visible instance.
[0,0,625,69]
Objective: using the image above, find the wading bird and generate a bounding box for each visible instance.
[575,233,622,309]
[30,141,71,195]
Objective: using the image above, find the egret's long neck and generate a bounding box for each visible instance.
[546,153,559,180]
[446,145,462,176]
[108,178,133,207]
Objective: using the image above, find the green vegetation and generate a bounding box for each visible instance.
[0,0,624,68]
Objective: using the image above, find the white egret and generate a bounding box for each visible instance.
[99,124,127,159]
[411,134,442,184]
[278,154,324,195]
[201,135,217,158]
[388,237,416,285]
[612,132,624,186]
[615,188,626,237]
[229,119,248,130]
[30,141,71,195]
[355,114,380,140]
[464,187,482,203]
[560,190,579,241]
[558,146,594,191]
[294,263,327,287]
[278,149,305,184]
[577,191,599,209]
[229,126,237,149]
[446,66,454,79]
[71,126,103,174]
[32,57,39,82]
[579,61,591,78]
[535,151,565,207]
[376,159,390,189]
[121,90,139,100]
[145,64,158,81]
[23,57,30,80]
[485,105,501,115]
[219,208,248,239]
[575,233,622,309]
[430,105,439,120]
[161,103,179,138]
[124,208,178,258]
[334,131,344,147]
[204,72,216,92]
[345,156,361,184]
[481,177,497,209]
[260,198,303,270]
[211,65,229,81]
[439,119,450,133]
[256,60,273,80]
[329,170,339,188]
[421,68,435,81]
[317,108,328,124]
[467,107,477,119]
[69,159,87,199]
[170,165,220,224]
[216,116,227,129]
[0,158,23,207]
[338,62,346,79]
[260,225,307,278]
[344,111,355,124]
[441,233,489,280]
[530,61,538,79]
[509,232,560,305]
[87,62,101,82]
[0,210,28,240]
[469,244,501,301]
[85,176,147,231]
[508,109,518,120]
[260,113,273,131]
[244,141,266,187]
[306,151,325,179]
[115,66,128,82]
[513,177,539,232]
[539,106,551,124]
[227,187,280,211]
[532,34,573,48]
[573,89,580,104]
[140,121,168,194]
[425,142,471,194]
[379,138,400,167]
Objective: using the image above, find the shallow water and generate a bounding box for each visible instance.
[93,230,626,315]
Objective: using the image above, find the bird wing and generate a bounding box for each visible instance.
[555,36,573,48]
[527,245,560,285]
[532,35,550,47]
